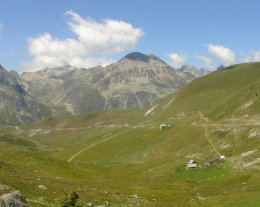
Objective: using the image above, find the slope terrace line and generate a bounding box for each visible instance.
[199,111,221,156]
[204,125,221,156]
[67,132,120,162]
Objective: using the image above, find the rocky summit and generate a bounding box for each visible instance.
[179,64,210,77]
[20,52,194,116]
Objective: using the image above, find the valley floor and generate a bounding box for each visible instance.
[0,114,260,207]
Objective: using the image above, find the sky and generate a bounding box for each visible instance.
[1,0,260,72]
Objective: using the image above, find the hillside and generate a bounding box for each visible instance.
[151,62,260,122]
[0,65,51,125]
[0,63,259,206]
[21,52,193,114]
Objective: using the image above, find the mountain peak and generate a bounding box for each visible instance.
[41,64,76,72]
[124,52,150,62]
[0,64,7,72]
[123,52,165,63]
[179,64,209,77]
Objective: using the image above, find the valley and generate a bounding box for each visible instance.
[0,63,260,206]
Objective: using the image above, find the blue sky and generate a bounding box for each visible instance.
[1,0,260,72]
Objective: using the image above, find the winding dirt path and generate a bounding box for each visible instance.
[67,132,119,162]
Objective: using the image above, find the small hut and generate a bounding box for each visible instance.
[160,124,167,130]
[159,124,171,130]
[219,155,225,160]
[187,160,197,168]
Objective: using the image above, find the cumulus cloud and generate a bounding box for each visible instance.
[253,51,260,61]
[66,10,143,55]
[194,54,212,68]
[241,51,260,63]
[206,44,235,66]
[168,53,186,69]
[22,10,144,72]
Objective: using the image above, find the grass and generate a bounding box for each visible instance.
[1,63,260,206]
[170,166,230,180]
[1,124,260,206]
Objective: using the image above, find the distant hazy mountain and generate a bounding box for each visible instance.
[179,64,210,77]
[0,65,51,125]
[21,52,194,115]
[217,65,225,70]
[20,65,78,115]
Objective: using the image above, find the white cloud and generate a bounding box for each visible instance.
[22,10,144,72]
[66,10,143,55]
[168,53,186,68]
[206,44,235,66]
[194,54,212,68]
[241,51,260,63]
[0,23,3,31]
[242,56,251,63]
[253,51,260,61]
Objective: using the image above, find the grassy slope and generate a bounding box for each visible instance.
[152,62,260,121]
[0,63,260,206]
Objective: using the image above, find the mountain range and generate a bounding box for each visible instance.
[179,64,210,77]
[0,52,201,124]
[1,62,259,207]
[0,65,51,125]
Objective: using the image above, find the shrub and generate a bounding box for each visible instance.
[61,191,81,207]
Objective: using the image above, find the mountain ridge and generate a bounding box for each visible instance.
[179,64,210,77]
[1,62,260,206]
[0,65,51,125]
[20,52,194,116]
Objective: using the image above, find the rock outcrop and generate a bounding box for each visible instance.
[0,185,29,207]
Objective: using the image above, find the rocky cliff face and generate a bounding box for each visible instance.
[21,52,194,114]
[87,52,193,109]
[0,52,195,124]
[0,65,51,125]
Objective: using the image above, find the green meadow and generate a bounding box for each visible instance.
[1,63,260,206]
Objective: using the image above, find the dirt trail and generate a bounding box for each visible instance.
[27,124,148,137]
[67,133,119,162]
[204,125,221,156]
[27,110,260,165]
[199,111,221,156]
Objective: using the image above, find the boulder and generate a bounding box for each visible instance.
[0,190,29,207]
[38,185,47,191]
[129,194,138,199]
